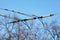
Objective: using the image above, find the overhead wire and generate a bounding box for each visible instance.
[0,8,54,23]
[0,8,33,17]
[7,14,54,23]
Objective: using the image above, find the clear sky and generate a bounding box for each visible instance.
[0,0,60,22]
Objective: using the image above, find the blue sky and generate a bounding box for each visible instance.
[0,0,60,22]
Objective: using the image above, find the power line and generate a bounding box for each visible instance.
[8,14,54,23]
[0,8,33,17]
